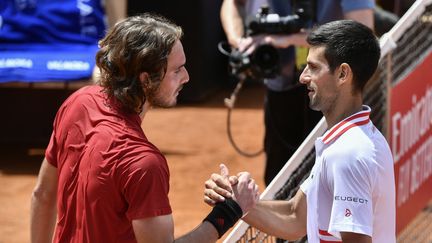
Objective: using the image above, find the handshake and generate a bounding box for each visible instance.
[202,164,260,237]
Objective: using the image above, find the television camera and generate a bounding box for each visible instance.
[225,2,315,80]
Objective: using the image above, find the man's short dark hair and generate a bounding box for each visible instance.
[96,13,183,113]
[307,20,381,92]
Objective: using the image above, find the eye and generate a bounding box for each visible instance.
[175,67,183,74]
[308,63,316,69]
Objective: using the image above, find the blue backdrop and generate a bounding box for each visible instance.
[0,0,106,82]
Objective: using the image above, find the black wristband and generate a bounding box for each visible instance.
[203,198,243,238]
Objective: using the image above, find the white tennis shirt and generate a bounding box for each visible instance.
[300,105,396,243]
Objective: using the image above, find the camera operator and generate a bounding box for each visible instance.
[220,0,375,186]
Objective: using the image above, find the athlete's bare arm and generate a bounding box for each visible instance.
[204,164,307,241]
[243,189,307,240]
[134,171,258,243]
[31,158,58,243]
[133,215,219,243]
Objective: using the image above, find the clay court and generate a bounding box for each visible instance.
[0,84,267,243]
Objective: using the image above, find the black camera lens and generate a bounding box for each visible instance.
[250,44,280,79]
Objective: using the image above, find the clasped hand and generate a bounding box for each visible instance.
[204,164,260,215]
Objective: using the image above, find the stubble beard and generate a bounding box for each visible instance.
[308,94,320,111]
[147,88,177,108]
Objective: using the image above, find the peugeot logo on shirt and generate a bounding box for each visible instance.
[334,195,368,204]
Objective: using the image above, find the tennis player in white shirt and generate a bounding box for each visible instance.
[204,20,396,243]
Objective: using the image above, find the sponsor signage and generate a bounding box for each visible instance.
[0,45,98,82]
[390,52,432,233]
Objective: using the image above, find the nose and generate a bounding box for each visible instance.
[182,67,190,84]
[299,67,310,85]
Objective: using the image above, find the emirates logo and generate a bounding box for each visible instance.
[345,209,352,217]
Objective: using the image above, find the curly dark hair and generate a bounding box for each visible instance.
[96,13,183,113]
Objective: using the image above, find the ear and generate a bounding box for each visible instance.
[139,72,149,85]
[337,63,352,85]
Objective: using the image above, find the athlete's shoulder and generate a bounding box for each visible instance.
[327,127,371,155]
[58,85,102,109]
[324,125,379,168]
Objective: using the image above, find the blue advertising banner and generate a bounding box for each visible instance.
[0,0,106,82]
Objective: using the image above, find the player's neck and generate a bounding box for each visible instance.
[139,101,152,121]
[324,95,363,128]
